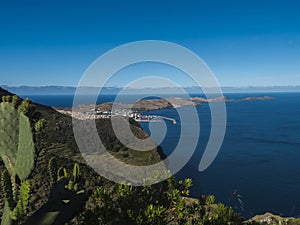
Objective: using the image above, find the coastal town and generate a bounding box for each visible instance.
[55,95,273,124]
[55,106,177,124]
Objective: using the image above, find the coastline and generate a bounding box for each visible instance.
[54,95,273,121]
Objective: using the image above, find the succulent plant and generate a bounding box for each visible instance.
[0,99,36,180]
[1,170,14,210]
[73,163,80,182]
[0,97,35,225]
[48,157,57,185]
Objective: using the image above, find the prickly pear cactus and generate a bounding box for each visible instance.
[1,170,14,210]
[0,100,35,180]
[0,102,19,175]
[15,113,35,180]
[0,98,36,225]
[1,171,31,225]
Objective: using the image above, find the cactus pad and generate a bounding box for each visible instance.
[0,100,35,180]
[15,113,35,180]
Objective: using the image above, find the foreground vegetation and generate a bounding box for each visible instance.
[0,89,299,225]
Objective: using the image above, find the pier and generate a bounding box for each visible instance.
[158,116,177,124]
[136,116,176,124]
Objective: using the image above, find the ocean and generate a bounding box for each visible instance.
[22,92,300,218]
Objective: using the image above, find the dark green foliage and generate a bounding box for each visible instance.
[245,222,262,225]
[63,168,68,178]
[76,177,244,225]
[53,162,83,193]
[11,95,21,109]
[38,148,46,157]
[66,180,74,191]
[73,163,80,183]
[18,98,35,118]
[144,204,166,224]
[10,175,18,202]
[73,183,79,192]
[57,167,67,181]
[122,152,129,158]
[205,194,216,205]
[34,118,46,132]
[1,169,32,224]
[63,163,83,192]
[19,180,30,214]
[48,157,57,185]
[2,95,12,103]
[1,170,14,210]
[10,180,31,222]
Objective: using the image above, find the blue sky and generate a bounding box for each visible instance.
[0,0,299,87]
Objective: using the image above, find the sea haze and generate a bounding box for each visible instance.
[22,92,300,218]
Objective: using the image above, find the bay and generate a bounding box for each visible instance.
[22,92,300,218]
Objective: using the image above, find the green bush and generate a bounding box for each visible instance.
[76,177,244,225]
[18,98,35,118]
[12,95,21,108]
[35,118,46,132]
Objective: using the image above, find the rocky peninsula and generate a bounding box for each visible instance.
[55,95,273,121]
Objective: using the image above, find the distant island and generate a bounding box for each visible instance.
[1,84,300,95]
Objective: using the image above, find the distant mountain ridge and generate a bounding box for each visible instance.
[2,85,300,95]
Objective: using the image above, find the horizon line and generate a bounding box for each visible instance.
[2,85,300,89]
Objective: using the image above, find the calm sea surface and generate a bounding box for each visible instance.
[22,93,300,218]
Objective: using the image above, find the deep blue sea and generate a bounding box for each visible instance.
[22,93,300,218]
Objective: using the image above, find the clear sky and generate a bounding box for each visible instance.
[0,0,300,87]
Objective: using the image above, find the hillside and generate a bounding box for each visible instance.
[0,90,165,224]
[0,87,12,98]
